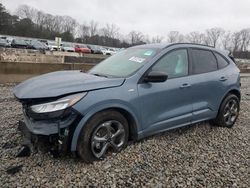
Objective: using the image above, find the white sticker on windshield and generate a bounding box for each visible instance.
[144,50,153,56]
[129,56,145,63]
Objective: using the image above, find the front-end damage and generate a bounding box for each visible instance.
[16,96,84,157]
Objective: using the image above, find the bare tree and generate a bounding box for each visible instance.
[89,20,98,37]
[240,28,250,51]
[205,28,225,47]
[51,15,63,33]
[128,30,144,45]
[151,35,164,43]
[167,31,183,43]
[186,31,204,44]
[101,23,119,38]
[78,23,90,39]
[231,32,242,52]
[221,31,232,51]
[16,5,62,33]
[61,15,77,36]
[16,4,34,20]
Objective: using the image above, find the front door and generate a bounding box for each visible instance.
[137,48,193,136]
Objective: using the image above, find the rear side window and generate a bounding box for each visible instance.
[191,49,217,74]
[214,53,229,69]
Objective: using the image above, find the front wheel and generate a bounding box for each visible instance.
[212,94,240,128]
[77,110,129,163]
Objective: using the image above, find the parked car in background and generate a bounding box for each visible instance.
[87,45,103,54]
[39,39,48,44]
[26,40,49,51]
[13,43,241,163]
[102,47,117,55]
[48,41,60,51]
[0,38,11,48]
[61,43,75,52]
[75,44,91,53]
[11,39,29,49]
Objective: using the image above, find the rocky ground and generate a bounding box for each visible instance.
[0,78,249,187]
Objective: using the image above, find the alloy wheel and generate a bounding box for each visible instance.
[223,98,239,126]
[91,120,126,159]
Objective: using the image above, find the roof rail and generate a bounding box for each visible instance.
[165,43,215,49]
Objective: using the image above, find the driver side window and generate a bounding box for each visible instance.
[152,49,188,79]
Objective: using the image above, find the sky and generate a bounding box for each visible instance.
[1,0,250,37]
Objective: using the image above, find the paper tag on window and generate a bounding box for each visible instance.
[144,50,153,56]
[129,56,145,63]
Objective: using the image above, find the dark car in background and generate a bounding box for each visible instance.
[87,45,103,54]
[26,40,49,51]
[11,39,29,49]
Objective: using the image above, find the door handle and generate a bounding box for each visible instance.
[180,83,191,88]
[219,76,227,81]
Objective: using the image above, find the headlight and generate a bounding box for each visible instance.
[30,93,87,113]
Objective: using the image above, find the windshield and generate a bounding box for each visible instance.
[89,48,158,78]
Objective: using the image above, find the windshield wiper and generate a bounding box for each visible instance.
[92,73,108,78]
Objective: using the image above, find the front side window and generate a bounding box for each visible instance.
[191,49,217,74]
[151,49,188,79]
[89,48,158,78]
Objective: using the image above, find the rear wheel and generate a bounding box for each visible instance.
[77,110,129,163]
[212,94,240,128]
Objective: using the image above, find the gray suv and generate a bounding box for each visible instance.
[13,43,241,162]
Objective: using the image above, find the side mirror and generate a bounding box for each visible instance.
[144,71,168,83]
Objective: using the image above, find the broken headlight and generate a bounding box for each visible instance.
[30,93,87,113]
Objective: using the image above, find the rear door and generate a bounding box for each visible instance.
[189,48,229,123]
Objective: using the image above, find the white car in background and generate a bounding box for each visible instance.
[101,48,117,55]
[47,41,60,51]
[61,43,75,52]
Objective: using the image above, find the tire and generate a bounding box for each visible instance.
[77,110,129,163]
[212,94,240,128]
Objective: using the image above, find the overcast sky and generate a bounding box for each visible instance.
[1,0,250,37]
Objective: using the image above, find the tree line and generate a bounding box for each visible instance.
[0,3,250,51]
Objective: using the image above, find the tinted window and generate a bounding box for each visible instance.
[152,49,188,79]
[192,49,217,74]
[215,53,229,69]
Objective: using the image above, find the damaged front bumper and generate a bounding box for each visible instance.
[18,108,82,156]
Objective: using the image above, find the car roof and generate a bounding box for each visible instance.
[133,42,216,50]
[132,42,231,57]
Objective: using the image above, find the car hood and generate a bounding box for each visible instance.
[13,70,125,100]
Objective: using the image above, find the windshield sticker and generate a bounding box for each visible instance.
[144,50,153,56]
[129,56,146,63]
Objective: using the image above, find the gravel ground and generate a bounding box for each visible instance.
[0,78,249,187]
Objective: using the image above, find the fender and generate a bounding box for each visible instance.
[215,86,241,113]
[223,86,241,101]
[70,101,141,151]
